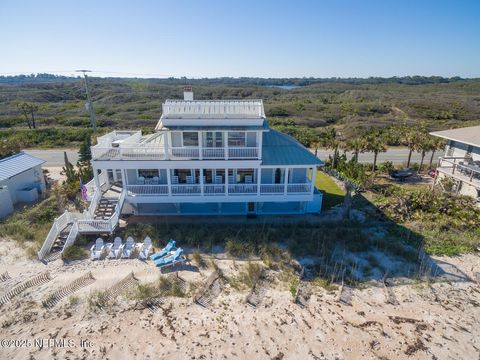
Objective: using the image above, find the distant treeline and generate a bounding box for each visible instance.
[0,73,476,86]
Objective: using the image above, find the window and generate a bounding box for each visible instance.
[138,169,159,179]
[171,132,182,147]
[204,132,223,147]
[183,132,199,147]
[228,132,245,147]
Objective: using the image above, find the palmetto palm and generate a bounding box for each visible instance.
[344,136,366,162]
[363,129,387,171]
[322,127,340,168]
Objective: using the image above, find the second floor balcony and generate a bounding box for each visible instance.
[92,145,260,161]
[92,130,262,161]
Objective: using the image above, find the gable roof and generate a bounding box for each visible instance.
[0,152,45,182]
[430,125,480,147]
[262,130,324,166]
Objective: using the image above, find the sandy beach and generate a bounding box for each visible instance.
[0,237,479,360]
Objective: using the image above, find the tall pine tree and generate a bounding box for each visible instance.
[77,135,93,181]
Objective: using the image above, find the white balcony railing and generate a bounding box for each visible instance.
[204,184,226,195]
[92,146,166,161]
[127,185,169,196]
[438,157,480,187]
[260,184,284,194]
[287,183,311,193]
[93,145,260,161]
[171,184,202,195]
[228,147,259,159]
[203,148,225,159]
[122,182,313,197]
[228,184,258,194]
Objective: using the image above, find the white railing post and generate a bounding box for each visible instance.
[284,168,289,195]
[167,170,172,196]
[224,132,229,160]
[311,167,317,194]
[200,169,204,196]
[199,132,203,160]
[225,168,229,196]
[257,168,261,195]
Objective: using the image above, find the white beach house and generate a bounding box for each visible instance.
[430,125,480,200]
[39,89,323,260]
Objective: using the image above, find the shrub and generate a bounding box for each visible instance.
[62,245,88,261]
[129,283,159,303]
[191,251,207,268]
[86,290,109,311]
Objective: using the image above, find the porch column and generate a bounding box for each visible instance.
[105,170,111,188]
[257,168,261,195]
[93,167,100,189]
[257,131,263,160]
[166,169,172,196]
[121,169,127,187]
[225,168,229,195]
[224,131,229,160]
[198,131,203,160]
[284,168,289,195]
[164,131,170,160]
[200,169,204,196]
[311,167,317,194]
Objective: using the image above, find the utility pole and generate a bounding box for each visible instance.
[76,69,97,132]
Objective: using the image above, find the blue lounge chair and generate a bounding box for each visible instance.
[150,239,176,261]
[154,248,186,268]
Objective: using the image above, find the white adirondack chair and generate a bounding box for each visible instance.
[107,237,122,259]
[139,236,153,260]
[90,238,105,260]
[121,237,135,259]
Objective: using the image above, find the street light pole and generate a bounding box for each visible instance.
[76,69,97,133]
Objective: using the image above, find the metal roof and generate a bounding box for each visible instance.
[0,152,45,182]
[261,130,324,166]
[430,125,480,147]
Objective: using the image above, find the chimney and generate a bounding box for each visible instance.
[183,85,193,101]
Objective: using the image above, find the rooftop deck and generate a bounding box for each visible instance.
[162,100,265,119]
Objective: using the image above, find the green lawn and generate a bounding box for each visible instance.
[315,170,345,210]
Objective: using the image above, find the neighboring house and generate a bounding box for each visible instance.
[0,152,46,218]
[430,125,480,200]
[90,89,323,216]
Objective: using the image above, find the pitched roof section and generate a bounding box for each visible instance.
[262,130,324,166]
[430,125,480,147]
[0,152,45,182]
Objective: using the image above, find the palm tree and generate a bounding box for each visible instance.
[417,133,431,172]
[322,128,340,168]
[396,122,423,168]
[310,134,321,157]
[363,129,387,172]
[428,136,446,169]
[344,136,366,162]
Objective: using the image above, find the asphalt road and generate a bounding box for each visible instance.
[24,149,79,166]
[24,147,439,167]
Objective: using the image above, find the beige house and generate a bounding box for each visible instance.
[430,125,480,200]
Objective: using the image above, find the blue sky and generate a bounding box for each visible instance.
[1,0,479,78]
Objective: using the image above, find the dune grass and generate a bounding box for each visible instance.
[315,170,345,210]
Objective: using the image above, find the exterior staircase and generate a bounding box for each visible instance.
[94,199,118,219]
[38,184,126,262]
[43,225,72,262]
